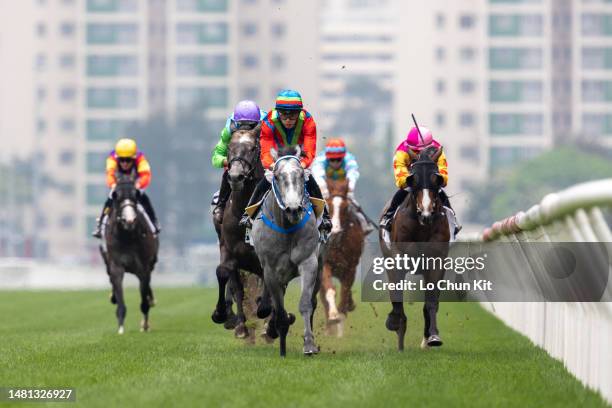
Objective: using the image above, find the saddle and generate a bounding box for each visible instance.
[245,189,325,219]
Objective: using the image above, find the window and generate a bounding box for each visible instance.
[176,22,228,44]
[60,22,75,37]
[176,87,228,109]
[37,87,47,101]
[435,47,446,61]
[460,145,479,161]
[86,183,108,204]
[436,112,446,127]
[242,86,259,100]
[436,80,446,94]
[582,80,612,102]
[242,54,258,68]
[37,119,47,133]
[177,0,227,12]
[459,112,476,127]
[60,87,76,101]
[489,15,543,36]
[87,0,138,12]
[489,80,543,102]
[436,13,446,29]
[60,54,76,69]
[60,118,76,132]
[36,54,47,71]
[87,55,138,76]
[489,146,542,171]
[459,80,476,94]
[87,119,134,141]
[36,23,46,37]
[59,150,74,164]
[87,88,138,108]
[459,14,476,29]
[460,47,476,62]
[489,48,542,70]
[582,14,612,36]
[241,22,257,36]
[271,23,286,37]
[59,215,74,228]
[87,23,138,44]
[582,47,612,69]
[176,55,228,76]
[271,53,285,69]
[489,113,543,135]
[583,113,612,135]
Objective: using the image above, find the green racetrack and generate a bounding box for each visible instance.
[0,288,609,408]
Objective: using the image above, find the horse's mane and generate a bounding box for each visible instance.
[419,146,440,162]
[277,145,299,158]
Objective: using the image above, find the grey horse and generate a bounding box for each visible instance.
[250,146,322,357]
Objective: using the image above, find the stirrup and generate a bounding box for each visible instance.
[239,214,253,229]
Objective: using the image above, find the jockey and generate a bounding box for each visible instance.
[92,138,160,238]
[239,89,332,236]
[211,100,266,224]
[312,138,375,234]
[380,126,460,233]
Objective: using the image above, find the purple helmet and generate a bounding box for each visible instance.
[233,100,261,122]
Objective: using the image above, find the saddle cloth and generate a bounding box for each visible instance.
[245,190,325,219]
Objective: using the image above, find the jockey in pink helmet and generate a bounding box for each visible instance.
[380,125,460,233]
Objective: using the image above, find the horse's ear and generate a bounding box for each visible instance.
[253,121,262,136]
[431,173,444,187]
[408,149,418,162]
[432,146,443,162]
[406,174,416,189]
[270,147,278,161]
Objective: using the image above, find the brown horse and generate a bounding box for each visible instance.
[320,178,364,336]
[378,146,450,351]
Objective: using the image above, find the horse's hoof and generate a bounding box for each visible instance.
[118,326,124,335]
[287,313,296,326]
[426,335,443,347]
[140,320,150,332]
[385,313,405,332]
[211,309,227,324]
[303,343,319,356]
[224,312,239,330]
[234,324,248,339]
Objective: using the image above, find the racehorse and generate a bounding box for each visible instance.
[378,146,450,351]
[101,172,159,334]
[250,146,322,357]
[320,178,364,336]
[211,125,271,339]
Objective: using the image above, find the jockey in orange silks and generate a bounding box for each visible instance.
[92,138,160,238]
[239,89,332,237]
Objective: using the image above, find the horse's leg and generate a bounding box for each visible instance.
[265,274,291,357]
[139,273,152,332]
[231,269,249,339]
[299,254,319,356]
[223,281,238,330]
[422,268,444,348]
[212,255,236,324]
[338,266,356,315]
[320,263,340,323]
[109,263,126,334]
[385,269,407,351]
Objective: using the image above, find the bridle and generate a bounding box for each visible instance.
[227,141,260,180]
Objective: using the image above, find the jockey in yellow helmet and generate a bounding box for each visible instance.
[92,138,160,238]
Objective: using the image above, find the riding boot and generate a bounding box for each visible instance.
[349,198,375,234]
[439,189,462,235]
[239,177,271,229]
[92,198,112,238]
[139,192,161,234]
[380,189,409,231]
[213,171,231,225]
[306,177,332,237]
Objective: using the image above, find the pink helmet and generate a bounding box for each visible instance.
[405,126,433,152]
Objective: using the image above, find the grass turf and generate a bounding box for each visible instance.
[0,287,608,408]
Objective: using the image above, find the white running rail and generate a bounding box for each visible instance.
[460,178,612,403]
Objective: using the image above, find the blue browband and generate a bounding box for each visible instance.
[261,203,313,234]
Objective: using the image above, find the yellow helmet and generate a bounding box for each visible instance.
[115,138,137,159]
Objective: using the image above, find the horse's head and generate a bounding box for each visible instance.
[326,178,349,234]
[271,145,306,224]
[227,123,262,191]
[406,147,445,225]
[113,173,139,231]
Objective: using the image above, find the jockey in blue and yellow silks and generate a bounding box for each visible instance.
[312,138,375,234]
